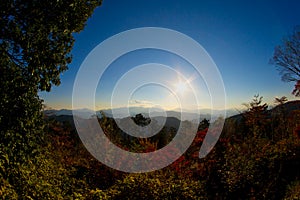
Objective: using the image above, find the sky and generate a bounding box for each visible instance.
[40,0,300,111]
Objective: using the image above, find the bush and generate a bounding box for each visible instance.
[284,180,300,200]
[88,172,207,200]
[219,135,300,199]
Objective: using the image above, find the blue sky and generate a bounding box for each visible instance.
[40,0,300,111]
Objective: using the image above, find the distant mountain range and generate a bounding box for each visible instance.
[44,101,300,136]
[44,108,95,119]
[44,106,239,122]
[44,100,300,121]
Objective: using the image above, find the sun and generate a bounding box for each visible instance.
[175,80,188,94]
[170,71,196,96]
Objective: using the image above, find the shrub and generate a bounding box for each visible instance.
[88,172,207,200]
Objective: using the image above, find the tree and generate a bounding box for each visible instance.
[274,96,288,105]
[132,113,151,127]
[243,94,268,138]
[198,118,210,131]
[272,96,288,140]
[270,26,300,96]
[293,80,300,96]
[0,0,101,197]
[1,0,102,92]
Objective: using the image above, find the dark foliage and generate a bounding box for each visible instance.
[0,0,101,198]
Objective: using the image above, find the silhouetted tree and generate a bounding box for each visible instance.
[271,26,300,96]
[198,118,210,131]
[274,96,288,105]
[243,94,268,138]
[132,113,151,127]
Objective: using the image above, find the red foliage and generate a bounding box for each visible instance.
[294,126,300,138]
[292,80,300,96]
[195,128,208,143]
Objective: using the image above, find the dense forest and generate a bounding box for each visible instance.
[1,0,300,199]
[1,95,300,199]
[45,97,300,199]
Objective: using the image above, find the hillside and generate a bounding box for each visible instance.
[222,100,300,138]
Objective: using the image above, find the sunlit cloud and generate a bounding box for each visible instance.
[128,99,155,107]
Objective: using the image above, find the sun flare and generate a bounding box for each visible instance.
[172,72,196,95]
[175,81,188,94]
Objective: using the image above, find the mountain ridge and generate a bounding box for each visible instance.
[44,106,238,121]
